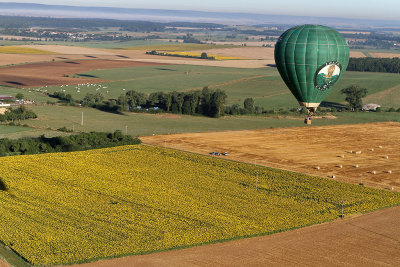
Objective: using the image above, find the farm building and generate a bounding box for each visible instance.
[0,95,15,101]
[362,103,381,111]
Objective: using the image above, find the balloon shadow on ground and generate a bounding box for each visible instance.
[320,101,347,109]
[0,178,7,191]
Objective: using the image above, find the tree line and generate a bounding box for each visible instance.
[347,57,400,73]
[0,131,141,156]
[50,87,228,118]
[0,106,37,122]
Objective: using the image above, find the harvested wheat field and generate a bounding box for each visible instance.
[113,48,275,68]
[142,122,400,191]
[369,52,400,58]
[21,45,115,55]
[0,59,167,87]
[73,205,400,267]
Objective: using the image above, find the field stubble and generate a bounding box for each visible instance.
[142,122,400,191]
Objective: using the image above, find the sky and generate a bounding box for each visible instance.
[2,0,400,21]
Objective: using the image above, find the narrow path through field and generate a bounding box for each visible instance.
[72,205,400,266]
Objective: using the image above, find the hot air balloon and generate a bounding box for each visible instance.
[274,24,349,124]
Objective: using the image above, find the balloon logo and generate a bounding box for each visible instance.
[315,62,341,90]
[274,24,349,124]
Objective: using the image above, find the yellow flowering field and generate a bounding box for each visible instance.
[0,46,57,54]
[0,145,399,265]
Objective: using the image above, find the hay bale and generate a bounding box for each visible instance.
[383,155,389,159]
[354,164,359,168]
[337,165,343,168]
[338,155,345,158]
[355,151,362,154]
[369,148,374,151]
[314,166,320,170]
[386,170,392,174]
[378,145,383,148]
[331,175,336,179]
[347,150,353,153]
[371,171,376,174]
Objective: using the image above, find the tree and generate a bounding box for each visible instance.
[15,93,24,100]
[201,52,208,59]
[341,85,368,111]
[243,98,255,114]
[208,89,227,118]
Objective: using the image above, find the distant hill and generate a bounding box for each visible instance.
[0,2,400,28]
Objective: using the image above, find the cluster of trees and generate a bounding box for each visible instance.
[118,87,227,118]
[0,131,141,156]
[177,33,203,44]
[146,50,215,60]
[50,87,228,118]
[49,91,74,104]
[347,57,400,73]
[225,98,264,115]
[343,32,400,50]
[0,15,224,32]
[0,106,37,122]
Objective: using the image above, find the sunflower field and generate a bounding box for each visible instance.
[0,144,399,265]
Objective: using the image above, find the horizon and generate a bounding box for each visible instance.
[1,0,400,22]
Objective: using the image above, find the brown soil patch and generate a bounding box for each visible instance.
[0,260,9,267]
[0,59,167,87]
[142,122,400,191]
[74,205,400,266]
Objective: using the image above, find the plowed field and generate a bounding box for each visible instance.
[0,59,167,87]
[142,122,400,191]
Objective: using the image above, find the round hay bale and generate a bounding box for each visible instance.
[371,171,376,174]
[354,164,359,168]
[386,170,392,174]
[378,145,383,148]
[314,166,320,170]
[337,165,343,168]
[338,155,345,158]
[355,151,362,154]
[369,148,374,151]
[383,155,389,159]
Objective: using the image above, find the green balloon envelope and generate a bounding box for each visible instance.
[274,24,349,109]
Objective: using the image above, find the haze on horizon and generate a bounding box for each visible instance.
[1,0,400,21]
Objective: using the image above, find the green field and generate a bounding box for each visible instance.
[32,65,400,110]
[13,105,396,139]
[37,65,269,101]
[0,145,399,265]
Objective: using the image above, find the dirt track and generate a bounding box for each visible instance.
[142,122,400,191]
[0,59,166,87]
[74,205,400,266]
